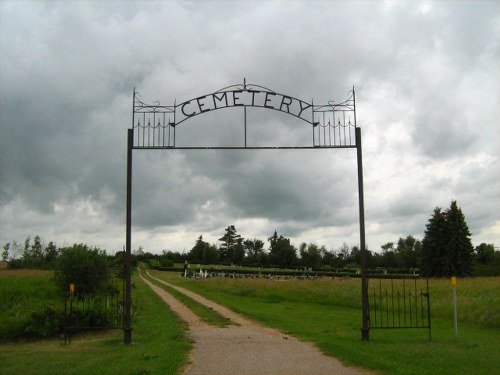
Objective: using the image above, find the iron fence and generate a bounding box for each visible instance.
[63,291,124,344]
[369,277,431,340]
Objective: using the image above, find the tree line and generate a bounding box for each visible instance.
[2,201,499,277]
[139,201,498,277]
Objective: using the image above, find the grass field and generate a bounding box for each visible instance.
[150,270,500,375]
[0,269,60,341]
[0,269,191,375]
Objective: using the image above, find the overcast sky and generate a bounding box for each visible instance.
[1,0,499,255]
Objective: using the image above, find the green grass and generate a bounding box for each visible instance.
[152,271,500,375]
[141,268,233,327]
[0,270,191,375]
[0,269,61,341]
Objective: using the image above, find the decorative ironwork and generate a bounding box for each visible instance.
[125,81,369,343]
[369,277,431,340]
[131,79,356,149]
[313,90,356,147]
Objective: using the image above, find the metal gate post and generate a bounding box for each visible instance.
[356,127,370,341]
[124,128,133,345]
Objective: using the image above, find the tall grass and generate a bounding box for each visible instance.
[155,271,500,375]
[0,270,61,341]
[153,273,500,328]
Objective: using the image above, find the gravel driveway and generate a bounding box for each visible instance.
[141,271,377,375]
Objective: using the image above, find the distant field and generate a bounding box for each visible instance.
[152,270,500,375]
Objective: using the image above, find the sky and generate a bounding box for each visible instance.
[1,0,499,255]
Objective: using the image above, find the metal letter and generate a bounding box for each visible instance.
[280,95,293,113]
[233,90,244,106]
[264,92,276,109]
[298,100,312,118]
[196,95,211,113]
[213,92,229,109]
[248,90,259,106]
[181,100,196,117]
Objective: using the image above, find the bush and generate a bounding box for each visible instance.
[54,244,112,297]
[24,307,62,338]
[160,258,174,268]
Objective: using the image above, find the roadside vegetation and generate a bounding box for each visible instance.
[0,269,190,375]
[151,270,500,375]
[0,270,60,341]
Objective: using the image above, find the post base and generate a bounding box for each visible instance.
[361,327,370,341]
[124,329,132,345]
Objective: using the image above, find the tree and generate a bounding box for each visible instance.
[380,242,397,268]
[189,235,207,262]
[444,201,474,276]
[2,242,9,262]
[396,235,421,268]
[299,243,324,270]
[188,235,219,264]
[219,225,242,263]
[54,244,113,297]
[243,238,265,264]
[44,241,59,265]
[475,243,495,265]
[421,201,474,277]
[421,208,447,276]
[268,230,297,268]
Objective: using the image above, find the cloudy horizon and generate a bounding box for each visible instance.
[1,0,499,255]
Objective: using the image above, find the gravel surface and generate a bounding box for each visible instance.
[141,271,377,375]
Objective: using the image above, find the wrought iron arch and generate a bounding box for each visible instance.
[123,80,369,344]
[132,79,356,149]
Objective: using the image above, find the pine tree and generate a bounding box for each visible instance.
[444,200,474,276]
[422,208,446,276]
[421,201,474,277]
[218,225,241,263]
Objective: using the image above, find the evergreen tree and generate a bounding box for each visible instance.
[421,208,448,276]
[422,201,473,277]
[444,201,474,276]
[218,225,242,263]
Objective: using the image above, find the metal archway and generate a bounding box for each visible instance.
[124,80,369,344]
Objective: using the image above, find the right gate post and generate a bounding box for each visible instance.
[356,127,370,341]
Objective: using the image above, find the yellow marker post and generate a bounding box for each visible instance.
[451,276,457,287]
[451,276,458,338]
[69,283,75,302]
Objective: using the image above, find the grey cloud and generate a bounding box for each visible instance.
[1,1,499,252]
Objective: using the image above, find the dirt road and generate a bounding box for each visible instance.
[141,271,376,375]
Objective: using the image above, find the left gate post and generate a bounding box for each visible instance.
[356,127,370,341]
[124,128,133,345]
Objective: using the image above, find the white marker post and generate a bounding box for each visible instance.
[451,276,458,338]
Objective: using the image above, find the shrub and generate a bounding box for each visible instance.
[54,244,112,297]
